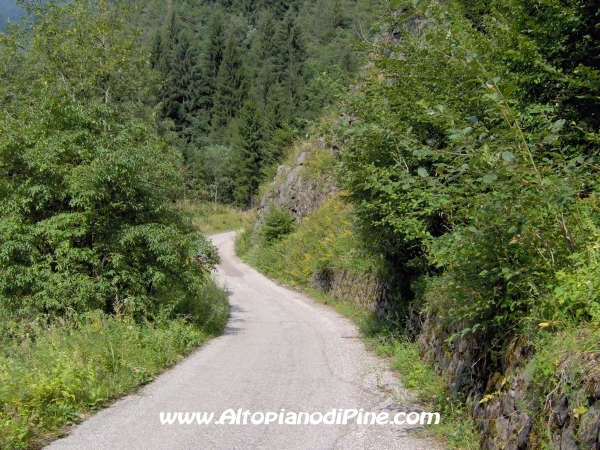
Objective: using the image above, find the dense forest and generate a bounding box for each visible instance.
[127,0,380,206]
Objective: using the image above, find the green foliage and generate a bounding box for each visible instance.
[212,30,248,132]
[232,96,268,206]
[0,279,228,449]
[367,335,479,449]
[0,0,218,320]
[238,196,381,284]
[176,201,252,236]
[337,0,600,341]
[139,0,382,206]
[259,207,296,245]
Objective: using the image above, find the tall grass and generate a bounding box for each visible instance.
[176,201,252,236]
[0,278,229,450]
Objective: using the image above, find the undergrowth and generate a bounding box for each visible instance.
[176,201,252,235]
[236,197,382,284]
[360,319,479,450]
[0,277,229,450]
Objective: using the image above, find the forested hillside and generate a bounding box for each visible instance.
[239,0,600,447]
[128,0,380,206]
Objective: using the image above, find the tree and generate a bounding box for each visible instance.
[211,30,247,132]
[274,9,307,111]
[161,27,203,129]
[204,11,227,97]
[252,10,279,105]
[0,0,217,318]
[233,96,267,207]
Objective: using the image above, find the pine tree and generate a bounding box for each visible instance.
[211,31,247,131]
[204,11,226,96]
[233,96,267,207]
[252,10,278,105]
[273,9,306,110]
[158,24,202,130]
[150,29,165,70]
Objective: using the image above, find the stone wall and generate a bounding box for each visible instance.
[310,268,393,320]
[413,308,600,449]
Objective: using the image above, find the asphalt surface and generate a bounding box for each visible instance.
[46,231,442,450]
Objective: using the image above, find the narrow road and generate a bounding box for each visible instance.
[47,231,441,450]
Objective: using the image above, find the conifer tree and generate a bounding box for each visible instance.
[252,10,278,105]
[212,31,247,131]
[204,11,226,97]
[274,10,306,110]
[164,29,201,125]
[150,30,165,70]
[233,96,267,207]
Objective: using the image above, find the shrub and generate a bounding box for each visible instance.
[259,207,297,245]
[337,0,600,339]
[0,0,218,320]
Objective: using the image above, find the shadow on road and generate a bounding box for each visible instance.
[223,303,246,335]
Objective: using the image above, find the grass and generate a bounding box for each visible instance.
[175,201,252,236]
[236,197,383,284]
[362,325,479,449]
[0,277,229,450]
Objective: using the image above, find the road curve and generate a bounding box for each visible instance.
[46,231,442,450]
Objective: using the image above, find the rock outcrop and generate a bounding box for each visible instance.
[255,143,337,231]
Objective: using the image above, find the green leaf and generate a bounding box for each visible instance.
[482,173,497,183]
[417,167,429,177]
[502,151,515,162]
[552,119,566,132]
[501,84,518,97]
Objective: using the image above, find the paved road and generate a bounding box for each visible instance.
[47,231,442,450]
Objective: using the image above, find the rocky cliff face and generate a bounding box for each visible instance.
[255,142,393,319]
[414,309,600,449]
[255,143,337,231]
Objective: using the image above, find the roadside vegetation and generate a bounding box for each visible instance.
[176,201,252,236]
[236,198,479,449]
[0,279,228,449]
[0,2,229,448]
[238,0,600,447]
[334,0,600,444]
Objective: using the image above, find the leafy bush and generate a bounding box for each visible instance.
[337,0,600,339]
[0,276,228,450]
[0,0,218,320]
[259,207,297,245]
